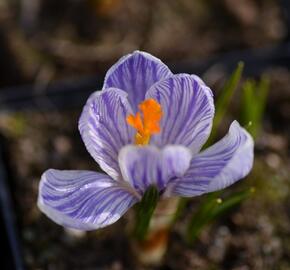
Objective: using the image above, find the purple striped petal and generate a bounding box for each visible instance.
[79,88,134,180]
[38,169,140,230]
[119,145,191,195]
[146,74,214,154]
[103,51,172,111]
[165,121,254,197]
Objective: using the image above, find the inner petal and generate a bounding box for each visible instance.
[118,145,192,195]
[145,74,214,154]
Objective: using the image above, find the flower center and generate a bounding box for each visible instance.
[127,98,163,145]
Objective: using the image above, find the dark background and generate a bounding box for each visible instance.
[0,0,289,269]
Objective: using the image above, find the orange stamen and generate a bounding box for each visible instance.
[127,99,162,145]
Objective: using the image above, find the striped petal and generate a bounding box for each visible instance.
[119,145,191,195]
[103,51,172,111]
[146,74,214,154]
[38,169,140,230]
[79,88,134,180]
[165,121,254,197]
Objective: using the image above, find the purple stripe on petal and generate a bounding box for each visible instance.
[165,121,254,197]
[38,169,140,230]
[118,145,192,195]
[79,88,134,180]
[146,74,214,154]
[103,51,173,111]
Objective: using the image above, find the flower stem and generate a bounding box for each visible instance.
[133,196,179,265]
[133,186,159,240]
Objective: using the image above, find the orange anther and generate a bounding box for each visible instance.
[127,99,162,145]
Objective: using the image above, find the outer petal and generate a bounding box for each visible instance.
[103,51,172,111]
[119,145,191,195]
[79,88,134,180]
[165,121,254,197]
[146,74,214,154]
[38,169,140,230]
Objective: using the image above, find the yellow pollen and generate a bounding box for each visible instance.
[127,99,163,145]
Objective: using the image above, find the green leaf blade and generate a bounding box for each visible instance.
[134,186,159,240]
[206,62,244,146]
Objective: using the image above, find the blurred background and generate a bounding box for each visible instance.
[0,0,289,269]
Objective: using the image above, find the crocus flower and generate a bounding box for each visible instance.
[38,51,254,230]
